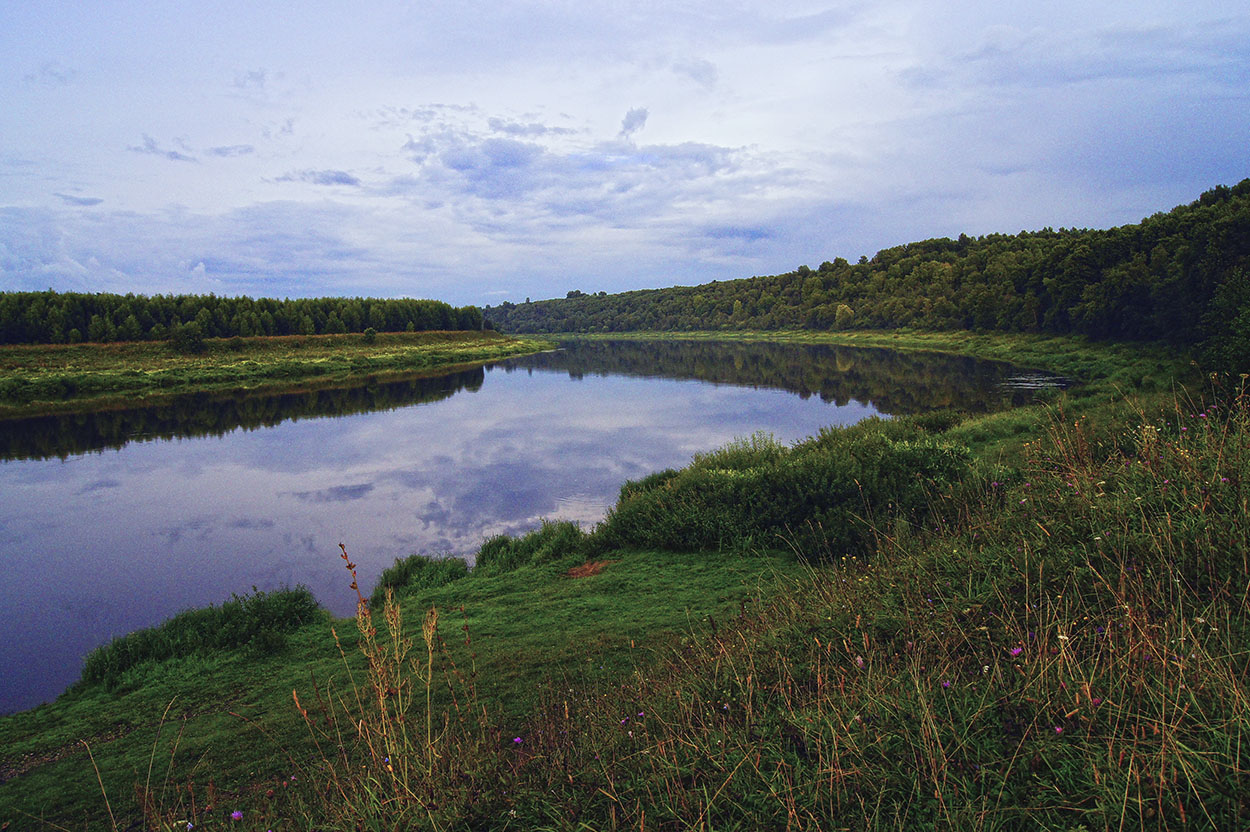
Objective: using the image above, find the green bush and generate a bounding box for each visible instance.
[370,554,470,607]
[599,420,971,558]
[168,321,205,354]
[78,586,320,688]
[474,520,587,575]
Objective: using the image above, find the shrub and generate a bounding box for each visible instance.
[168,321,205,354]
[474,520,587,575]
[370,554,469,608]
[599,420,971,558]
[78,587,320,688]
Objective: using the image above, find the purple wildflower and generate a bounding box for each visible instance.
[231,811,243,821]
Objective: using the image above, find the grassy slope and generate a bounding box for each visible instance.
[0,330,551,419]
[0,551,802,826]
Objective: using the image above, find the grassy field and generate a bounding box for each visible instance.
[2,330,1245,830]
[0,550,803,828]
[0,330,552,419]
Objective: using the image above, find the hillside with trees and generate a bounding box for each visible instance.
[485,179,1250,372]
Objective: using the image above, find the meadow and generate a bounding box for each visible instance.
[1,331,1245,830]
[0,330,550,419]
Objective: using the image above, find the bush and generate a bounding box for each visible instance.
[474,520,587,575]
[370,554,470,608]
[168,321,205,354]
[599,420,971,558]
[78,587,320,688]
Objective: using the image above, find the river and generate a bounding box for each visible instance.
[0,338,1066,713]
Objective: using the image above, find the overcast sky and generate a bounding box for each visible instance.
[2,1,1247,306]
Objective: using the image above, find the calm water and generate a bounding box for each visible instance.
[0,339,1065,713]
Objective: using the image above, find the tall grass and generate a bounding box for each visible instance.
[370,553,470,608]
[598,418,972,558]
[77,587,321,689]
[294,386,1246,829]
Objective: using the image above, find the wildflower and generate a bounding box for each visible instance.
[942,680,951,688]
[231,811,243,821]
[1010,647,1023,657]
[513,736,523,744]
[854,655,865,668]
[1054,726,1064,735]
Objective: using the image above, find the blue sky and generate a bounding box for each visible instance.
[2,1,1247,306]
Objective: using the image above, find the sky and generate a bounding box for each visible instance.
[1,1,1248,307]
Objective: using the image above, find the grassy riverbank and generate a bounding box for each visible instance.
[0,330,551,420]
[2,331,1245,829]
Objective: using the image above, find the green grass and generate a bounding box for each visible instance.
[0,549,802,827]
[0,330,552,419]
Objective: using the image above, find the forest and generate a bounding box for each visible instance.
[484,179,1250,373]
[0,292,484,345]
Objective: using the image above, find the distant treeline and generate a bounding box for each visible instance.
[0,292,485,345]
[485,179,1250,372]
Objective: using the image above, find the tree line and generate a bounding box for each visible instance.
[484,179,1250,372]
[0,292,485,345]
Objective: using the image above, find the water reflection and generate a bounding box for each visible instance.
[0,339,1063,713]
[0,367,486,462]
[509,339,1065,412]
[0,340,1063,462]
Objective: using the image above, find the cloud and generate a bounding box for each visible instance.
[54,193,104,207]
[206,145,255,157]
[233,68,269,90]
[672,58,719,89]
[288,483,376,503]
[619,107,649,139]
[77,478,121,494]
[22,62,77,87]
[127,134,197,162]
[703,225,772,242]
[487,117,579,137]
[276,169,362,186]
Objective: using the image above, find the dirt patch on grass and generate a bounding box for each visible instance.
[565,560,614,578]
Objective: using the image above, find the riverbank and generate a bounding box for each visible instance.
[0,330,553,420]
[2,331,1243,829]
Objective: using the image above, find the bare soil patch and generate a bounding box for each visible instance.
[565,560,614,578]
